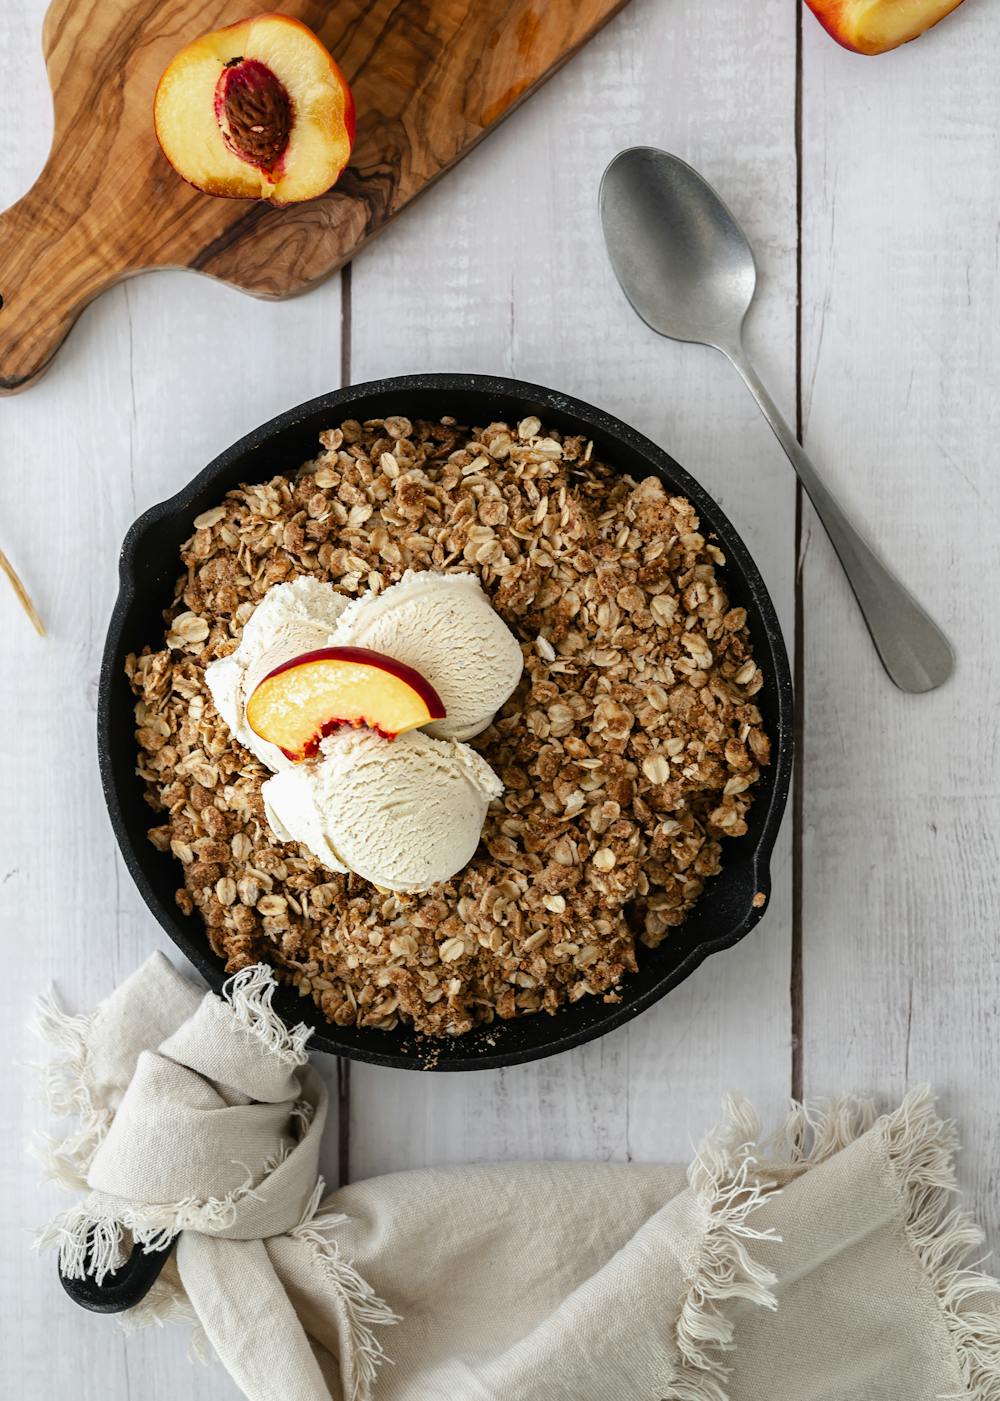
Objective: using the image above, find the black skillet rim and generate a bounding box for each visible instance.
[98,373,793,1071]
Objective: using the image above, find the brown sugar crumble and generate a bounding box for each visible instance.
[127,415,771,1037]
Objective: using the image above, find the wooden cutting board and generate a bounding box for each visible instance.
[0,0,629,395]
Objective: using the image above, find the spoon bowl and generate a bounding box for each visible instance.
[601,147,756,350]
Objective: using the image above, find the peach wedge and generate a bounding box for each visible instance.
[246,647,446,761]
[154,14,355,204]
[805,0,965,54]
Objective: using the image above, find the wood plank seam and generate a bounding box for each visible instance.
[338,258,353,1189]
[791,0,805,1106]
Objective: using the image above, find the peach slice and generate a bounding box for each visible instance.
[154,14,355,204]
[246,646,446,761]
[805,0,964,54]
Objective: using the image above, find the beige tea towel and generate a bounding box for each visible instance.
[33,953,1000,1401]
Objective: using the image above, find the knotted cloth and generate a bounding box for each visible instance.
[34,954,1000,1401]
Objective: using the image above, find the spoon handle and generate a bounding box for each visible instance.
[725,344,954,693]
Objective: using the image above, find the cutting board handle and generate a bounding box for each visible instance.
[1,0,630,395]
[0,168,123,394]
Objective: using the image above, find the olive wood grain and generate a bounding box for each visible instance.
[0,0,629,393]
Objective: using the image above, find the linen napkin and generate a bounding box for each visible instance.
[33,954,1000,1401]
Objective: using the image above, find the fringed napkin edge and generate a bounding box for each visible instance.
[664,1087,1000,1401]
[30,964,398,1400]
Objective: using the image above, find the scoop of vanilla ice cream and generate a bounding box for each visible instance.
[261,728,504,892]
[204,576,349,771]
[330,570,523,741]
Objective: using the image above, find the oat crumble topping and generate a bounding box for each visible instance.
[127,415,770,1037]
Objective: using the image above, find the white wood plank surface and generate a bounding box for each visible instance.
[0,8,338,1395]
[346,0,797,1178]
[799,0,1000,1253]
[2,0,997,1394]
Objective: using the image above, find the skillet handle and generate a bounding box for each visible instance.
[59,1236,175,1315]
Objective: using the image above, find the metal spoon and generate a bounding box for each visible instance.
[600,146,953,694]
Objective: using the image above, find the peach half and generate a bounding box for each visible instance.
[154,14,355,204]
[246,646,446,761]
[805,0,965,54]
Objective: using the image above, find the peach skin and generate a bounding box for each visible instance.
[805,0,965,54]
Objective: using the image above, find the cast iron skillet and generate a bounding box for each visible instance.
[99,374,793,1074]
